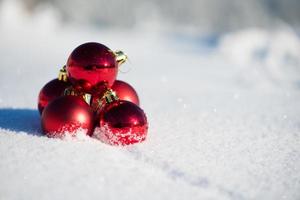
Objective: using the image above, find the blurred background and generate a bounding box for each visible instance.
[3,0,300,32]
[0,0,300,108]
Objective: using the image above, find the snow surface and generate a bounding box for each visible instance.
[0,1,300,200]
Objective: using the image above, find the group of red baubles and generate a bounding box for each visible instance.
[38,42,148,145]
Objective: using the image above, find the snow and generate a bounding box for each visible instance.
[0,1,300,200]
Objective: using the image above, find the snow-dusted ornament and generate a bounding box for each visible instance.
[95,89,148,145]
[38,42,148,145]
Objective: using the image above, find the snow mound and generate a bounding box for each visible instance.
[219,28,300,87]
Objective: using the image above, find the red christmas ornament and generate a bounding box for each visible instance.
[66,42,118,91]
[95,100,148,145]
[38,79,71,114]
[41,95,94,138]
[111,80,140,105]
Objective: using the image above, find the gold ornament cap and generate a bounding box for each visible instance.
[64,86,92,105]
[92,88,119,111]
[102,89,119,104]
[114,50,128,65]
[58,65,68,82]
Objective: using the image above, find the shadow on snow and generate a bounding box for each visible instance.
[0,108,42,136]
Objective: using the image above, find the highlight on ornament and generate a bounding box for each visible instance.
[38,42,148,145]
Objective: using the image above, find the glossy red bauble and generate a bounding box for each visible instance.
[41,95,94,138]
[95,100,148,145]
[38,79,71,114]
[111,80,140,105]
[66,42,118,90]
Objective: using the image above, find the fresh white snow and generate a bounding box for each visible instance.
[0,1,300,200]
